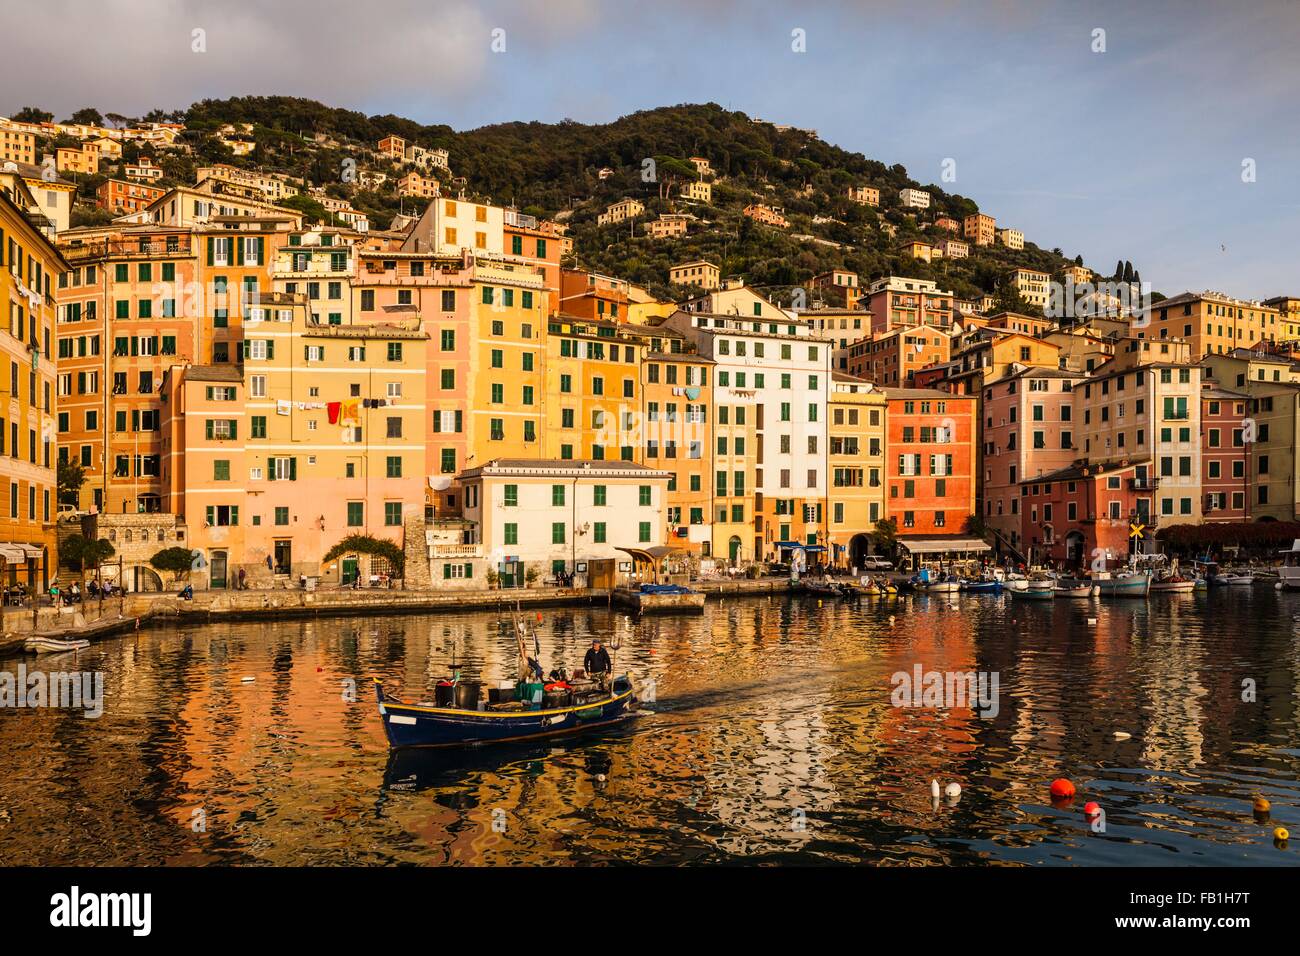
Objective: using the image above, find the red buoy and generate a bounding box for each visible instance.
[1083,801,1101,817]
[1050,778,1076,799]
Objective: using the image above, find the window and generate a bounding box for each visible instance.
[639,485,651,506]
[504,522,518,546]
[551,522,565,544]
[346,502,364,526]
[593,522,607,543]
[385,502,403,526]
[503,484,518,507]
[638,521,651,543]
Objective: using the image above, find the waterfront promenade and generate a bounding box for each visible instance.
[0,576,797,656]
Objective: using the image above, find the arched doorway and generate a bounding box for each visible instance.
[727,536,742,564]
[126,565,164,592]
[849,533,870,569]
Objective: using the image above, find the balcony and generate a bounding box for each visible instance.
[1129,477,1160,492]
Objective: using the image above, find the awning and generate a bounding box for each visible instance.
[898,537,992,555]
[614,545,688,563]
[0,545,26,563]
[773,541,825,552]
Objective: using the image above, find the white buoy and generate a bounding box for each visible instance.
[1113,731,1131,740]
[1276,582,1284,591]
[945,782,962,800]
[240,676,255,683]
[1086,617,1098,625]
[596,773,607,783]
[930,779,941,799]
[888,615,896,626]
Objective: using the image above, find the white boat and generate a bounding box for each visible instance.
[24,637,90,653]
[1218,572,1254,586]
[1278,541,1300,589]
[921,579,962,593]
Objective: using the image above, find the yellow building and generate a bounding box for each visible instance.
[669,260,720,290]
[1010,268,1050,310]
[679,181,712,203]
[996,228,1024,250]
[542,315,641,463]
[468,262,548,462]
[0,180,67,587]
[596,199,645,227]
[828,375,887,569]
[1142,290,1290,357]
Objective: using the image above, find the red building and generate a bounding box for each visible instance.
[883,388,976,537]
[1020,460,1142,569]
[1201,384,1249,521]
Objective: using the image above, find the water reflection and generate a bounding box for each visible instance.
[1,589,1298,865]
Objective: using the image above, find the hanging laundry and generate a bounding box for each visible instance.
[327,402,342,424]
[341,399,361,425]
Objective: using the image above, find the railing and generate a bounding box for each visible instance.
[1130,478,1160,491]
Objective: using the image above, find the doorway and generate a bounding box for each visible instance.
[210,551,228,589]
[274,539,292,575]
[341,557,359,585]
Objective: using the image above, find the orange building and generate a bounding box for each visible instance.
[558,268,629,322]
[883,388,976,538]
[844,325,950,386]
[96,178,167,214]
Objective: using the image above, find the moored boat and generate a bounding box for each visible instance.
[1150,574,1196,593]
[1054,582,1095,598]
[961,578,1004,593]
[24,637,90,653]
[1009,583,1055,600]
[1093,570,1152,597]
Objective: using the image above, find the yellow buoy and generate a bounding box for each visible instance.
[1274,826,1289,841]
[1254,797,1271,814]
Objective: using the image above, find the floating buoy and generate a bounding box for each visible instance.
[931,779,941,799]
[888,615,896,626]
[648,649,655,655]
[1084,801,1101,817]
[945,782,961,800]
[536,612,543,623]
[596,773,606,783]
[1086,617,1098,625]
[1050,778,1076,800]
[1275,582,1284,591]
[1254,797,1271,814]
[1113,731,1131,740]
[1274,826,1289,841]
[817,599,823,607]
[240,676,255,683]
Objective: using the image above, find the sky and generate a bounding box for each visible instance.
[3,0,1298,299]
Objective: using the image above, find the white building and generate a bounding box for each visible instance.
[898,188,931,210]
[402,196,505,256]
[459,459,670,586]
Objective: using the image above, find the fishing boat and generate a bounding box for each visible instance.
[1054,581,1096,598]
[24,637,90,653]
[960,578,1004,594]
[373,675,638,749]
[1009,582,1055,600]
[1093,570,1152,597]
[802,578,846,597]
[920,579,962,593]
[1149,573,1196,593]
[1279,541,1300,590]
[374,602,640,749]
[1216,570,1255,586]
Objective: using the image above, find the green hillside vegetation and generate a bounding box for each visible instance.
[42,97,1125,304]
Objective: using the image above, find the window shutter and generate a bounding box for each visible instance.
[206,237,214,266]
[235,237,245,266]
[205,420,213,440]
[463,563,472,578]
[432,412,441,434]
[206,506,214,525]
[443,563,451,580]
[289,457,297,481]
[230,506,238,526]
[455,410,463,433]
[229,420,237,440]
[256,237,265,265]
[266,340,274,359]
[267,457,276,481]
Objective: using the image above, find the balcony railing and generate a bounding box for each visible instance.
[1130,477,1160,491]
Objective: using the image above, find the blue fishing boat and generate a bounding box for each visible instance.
[1009,582,1055,600]
[1060,570,1151,597]
[961,578,1004,593]
[374,675,638,749]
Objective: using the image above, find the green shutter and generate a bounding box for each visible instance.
[205,420,213,440]
[266,340,274,360]
[229,420,237,440]
[289,457,297,481]
[267,457,276,481]
[443,563,451,579]
[206,237,214,266]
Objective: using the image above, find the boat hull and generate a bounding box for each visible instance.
[961,581,1003,593]
[1010,586,1055,600]
[375,677,637,749]
[1054,586,1094,598]
[1150,581,1195,593]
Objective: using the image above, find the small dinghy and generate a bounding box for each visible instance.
[1150,574,1196,593]
[1054,581,1095,598]
[24,637,90,654]
[1009,583,1055,600]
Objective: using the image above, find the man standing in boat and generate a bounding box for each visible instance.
[584,639,612,686]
